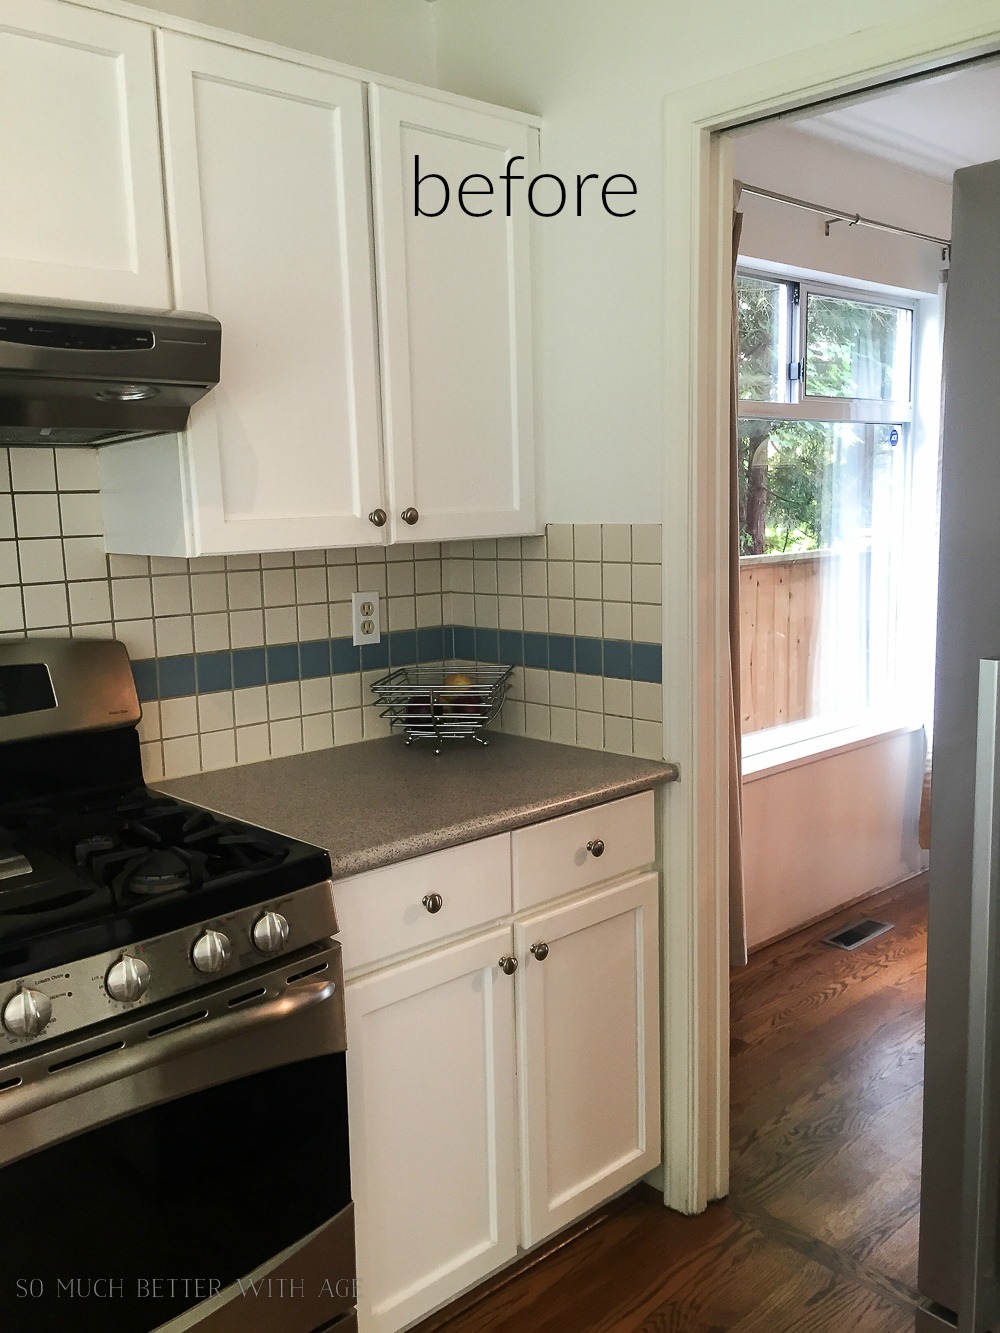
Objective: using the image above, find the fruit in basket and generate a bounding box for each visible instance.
[442,671,482,717]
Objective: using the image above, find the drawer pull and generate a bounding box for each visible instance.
[530,942,549,962]
[401,507,420,525]
[498,955,518,976]
[586,838,605,858]
[421,893,443,914]
[368,508,387,527]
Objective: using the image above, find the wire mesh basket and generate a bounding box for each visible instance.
[371,662,513,753]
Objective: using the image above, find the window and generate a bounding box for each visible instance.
[736,271,918,744]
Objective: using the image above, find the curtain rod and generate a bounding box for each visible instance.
[736,181,950,259]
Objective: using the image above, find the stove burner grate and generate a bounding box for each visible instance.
[75,834,119,865]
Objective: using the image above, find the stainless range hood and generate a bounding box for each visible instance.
[0,298,222,447]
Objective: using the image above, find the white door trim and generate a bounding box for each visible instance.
[659,0,1000,1214]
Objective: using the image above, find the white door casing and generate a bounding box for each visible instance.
[0,0,169,307]
[156,31,384,555]
[661,0,1000,1216]
[345,926,518,1333]
[369,85,537,544]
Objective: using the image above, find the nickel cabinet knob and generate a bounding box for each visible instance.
[422,893,443,914]
[400,507,420,526]
[498,955,518,976]
[586,838,605,858]
[530,942,549,961]
[368,508,387,527]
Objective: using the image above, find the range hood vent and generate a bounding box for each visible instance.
[0,299,222,447]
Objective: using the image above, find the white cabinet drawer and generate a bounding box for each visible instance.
[334,834,511,975]
[512,791,656,912]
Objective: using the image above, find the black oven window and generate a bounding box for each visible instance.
[0,1054,350,1333]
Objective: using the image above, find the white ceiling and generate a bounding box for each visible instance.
[796,59,1000,182]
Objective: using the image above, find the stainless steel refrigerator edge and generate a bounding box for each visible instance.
[917,158,1000,1328]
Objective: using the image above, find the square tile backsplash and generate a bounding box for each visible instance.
[442,526,663,760]
[0,447,663,779]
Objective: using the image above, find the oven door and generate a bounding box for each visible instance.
[0,941,354,1333]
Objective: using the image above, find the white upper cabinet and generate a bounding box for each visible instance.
[370,87,537,545]
[0,1,544,555]
[151,33,384,555]
[0,0,170,307]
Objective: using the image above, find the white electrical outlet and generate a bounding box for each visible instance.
[351,591,381,646]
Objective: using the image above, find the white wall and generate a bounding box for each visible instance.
[734,123,952,294]
[125,0,437,83]
[742,729,926,948]
[432,0,958,522]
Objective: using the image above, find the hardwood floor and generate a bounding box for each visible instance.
[414,875,928,1332]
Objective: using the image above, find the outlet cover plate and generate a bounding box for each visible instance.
[352,591,381,647]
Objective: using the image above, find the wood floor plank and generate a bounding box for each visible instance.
[415,875,928,1333]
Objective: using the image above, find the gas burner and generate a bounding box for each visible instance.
[118,847,204,898]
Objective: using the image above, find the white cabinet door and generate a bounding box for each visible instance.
[0,0,169,306]
[370,86,536,545]
[346,927,518,1333]
[156,33,384,555]
[515,873,661,1246]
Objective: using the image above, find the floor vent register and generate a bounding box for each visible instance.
[822,919,893,951]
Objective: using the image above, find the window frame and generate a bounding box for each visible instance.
[736,266,926,750]
[737,268,917,425]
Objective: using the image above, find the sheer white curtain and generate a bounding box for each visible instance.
[811,297,942,730]
[812,424,881,722]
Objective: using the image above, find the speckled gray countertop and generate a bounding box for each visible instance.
[158,735,678,879]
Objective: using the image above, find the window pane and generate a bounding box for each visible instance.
[804,293,912,401]
[737,417,905,735]
[737,275,787,401]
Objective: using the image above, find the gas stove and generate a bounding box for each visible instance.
[0,639,355,1333]
[0,637,337,1051]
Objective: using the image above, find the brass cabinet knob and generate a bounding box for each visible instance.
[530,942,549,961]
[586,838,605,858]
[498,955,518,976]
[401,507,420,525]
[422,893,443,914]
[369,508,387,527]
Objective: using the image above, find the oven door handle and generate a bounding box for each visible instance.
[0,970,340,1127]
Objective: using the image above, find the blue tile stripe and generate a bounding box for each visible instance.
[454,627,663,684]
[131,626,662,703]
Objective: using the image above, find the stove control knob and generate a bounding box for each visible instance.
[106,955,151,1003]
[252,911,290,955]
[3,988,52,1039]
[192,929,232,974]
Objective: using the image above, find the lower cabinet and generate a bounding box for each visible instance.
[345,927,519,1333]
[515,873,661,1247]
[343,848,661,1333]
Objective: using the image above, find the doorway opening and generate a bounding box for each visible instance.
[727,73,965,951]
[719,52,1000,1332]
[657,9,1000,1221]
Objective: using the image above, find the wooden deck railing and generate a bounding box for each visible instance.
[739,551,823,735]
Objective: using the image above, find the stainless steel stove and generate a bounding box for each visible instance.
[0,638,356,1333]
